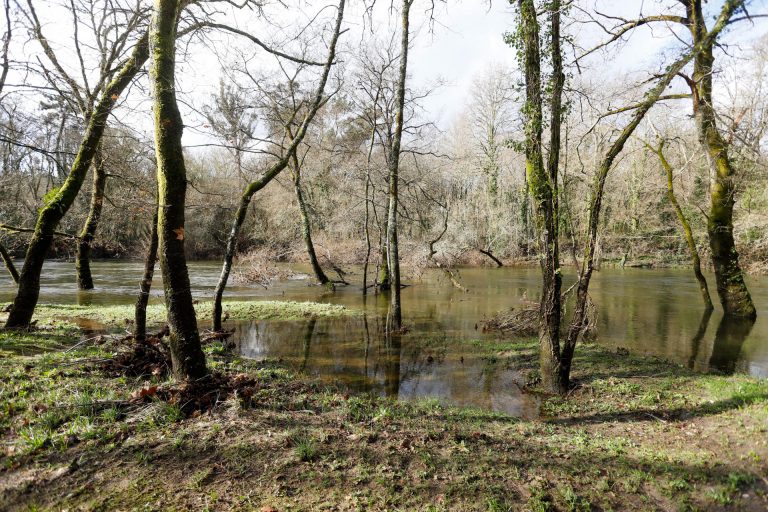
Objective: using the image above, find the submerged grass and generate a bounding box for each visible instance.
[0,299,357,332]
[0,321,766,510]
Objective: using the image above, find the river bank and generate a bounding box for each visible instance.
[1,303,767,511]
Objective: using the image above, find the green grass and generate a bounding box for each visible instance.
[11,300,357,331]
[0,319,766,510]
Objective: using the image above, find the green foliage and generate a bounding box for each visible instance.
[293,435,318,462]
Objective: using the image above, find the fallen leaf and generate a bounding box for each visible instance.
[173,228,184,240]
[131,386,158,400]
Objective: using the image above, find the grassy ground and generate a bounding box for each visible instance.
[0,310,767,511]
[23,300,357,332]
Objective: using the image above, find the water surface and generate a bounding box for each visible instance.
[1,261,766,416]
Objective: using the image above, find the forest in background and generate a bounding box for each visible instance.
[1,1,766,276]
[2,2,768,508]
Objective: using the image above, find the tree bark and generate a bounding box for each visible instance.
[518,0,564,394]
[211,0,345,331]
[135,201,159,342]
[377,224,390,290]
[362,104,378,296]
[0,241,18,283]
[76,147,107,290]
[4,31,149,329]
[151,0,206,380]
[650,141,713,310]
[478,248,503,267]
[289,137,329,285]
[385,0,411,331]
[687,0,755,319]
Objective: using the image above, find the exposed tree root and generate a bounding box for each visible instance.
[148,371,259,415]
[101,333,172,378]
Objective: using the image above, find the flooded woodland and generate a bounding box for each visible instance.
[1,0,768,510]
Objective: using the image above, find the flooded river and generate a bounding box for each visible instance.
[1,261,766,416]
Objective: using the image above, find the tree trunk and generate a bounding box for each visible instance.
[76,147,107,290]
[362,112,378,296]
[213,193,250,332]
[289,140,329,285]
[478,248,503,267]
[362,169,372,295]
[135,201,159,342]
[151,0,206,380]
[211,0,345,331]
[652,141,714,310]
[385,0,411,331]
[559,38,716,388]
[4,31,149,329]
[0,241,18,283]
[687,1,755,319]
[377,224,390,290]
[518,0,564,394]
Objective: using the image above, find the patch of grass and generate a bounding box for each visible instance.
[559,485,590,512]
[527,485,553,512]
[293,435,318,462]
[18,300,358,331]
[18,427,54,452]
[1,313,767,511]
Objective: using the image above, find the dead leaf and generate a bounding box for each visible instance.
[173,228,184,240]
[130,385,158,400]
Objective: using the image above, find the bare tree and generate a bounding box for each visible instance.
[645,136,713,310]
[211,0,346,331]
[385,0,413,331]
[4,20,149,328]
[150,0,207,380]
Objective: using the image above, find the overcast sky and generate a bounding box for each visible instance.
[9,0,768,148]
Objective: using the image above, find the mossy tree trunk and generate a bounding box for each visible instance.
[288,134,329,285]
[135,200,159,342]
[517,0,564,394]
[649,140,713,310]
[76,147,107,290]
[686,0,755,319]
[558,3,741,386]
[385,0,412,331]
[212,0,345,332]
[4,31,149,329]
[150,0,206,380]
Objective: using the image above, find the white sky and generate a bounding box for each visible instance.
[8,0,768,149]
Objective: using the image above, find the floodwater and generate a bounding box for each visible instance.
[1,261,767,417]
